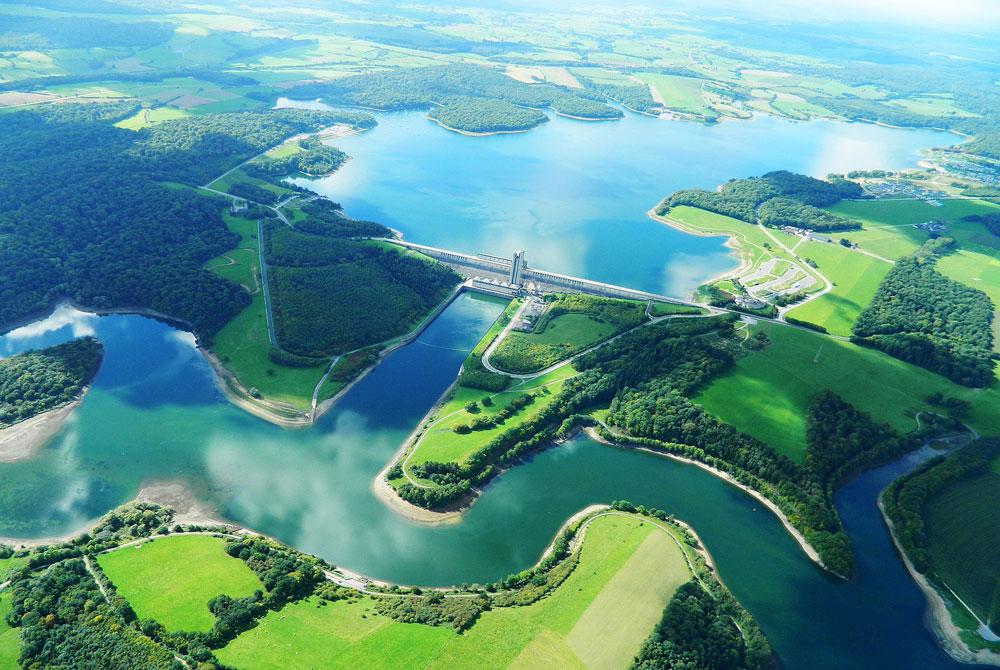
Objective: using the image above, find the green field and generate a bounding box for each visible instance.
[664,206,792,273]
[97,535,263,633]
[831,198,1000,260]
[635,73,714,117]
[0,556,26,583]
[924,471,1000,619]
[114,107,190,130]
[407,366,577,468]
[785,240,892,336]
[217,514,691,670]
[0,592,17,670]
[490,296,647,374]
[695,322,1000,461]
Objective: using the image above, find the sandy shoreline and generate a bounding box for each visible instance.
[0,395,85,464]
[583,426,832,575]
[878,496,1000,667]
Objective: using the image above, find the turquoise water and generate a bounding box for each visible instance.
[0,111,979,667]
[0,303,981,669]
[290,105,955,297]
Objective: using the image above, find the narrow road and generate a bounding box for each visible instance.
[257,220,278,348]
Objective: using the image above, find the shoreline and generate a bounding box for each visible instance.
[646,206,750,291]
[0,395,85,464]
[878,496,1000,667]
[582,426,831,575]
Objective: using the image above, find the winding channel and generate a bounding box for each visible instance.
[0,111,979,668]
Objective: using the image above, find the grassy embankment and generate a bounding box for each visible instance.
[831,198,1000,350]
[489,295,652,374]
[695,322,1000,462]
[216,514,692,670]
[96,535,263,633]
[204,204,328,409]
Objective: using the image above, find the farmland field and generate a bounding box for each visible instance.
[97,535,263,633]
[694,322,1000,461]
[216,513,692,670]
[114,107,190,130]
[635,73,713,117]
[923,471,1000,619]
[785,240,892,336]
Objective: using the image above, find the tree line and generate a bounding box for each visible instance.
[853,238,996,387]
[661,170,863,231]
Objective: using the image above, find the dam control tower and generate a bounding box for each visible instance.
[510,250,526,285]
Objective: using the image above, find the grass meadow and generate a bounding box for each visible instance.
[0,592,17,670]
[216,514,691,670]
[695,322,1000,461]
[97,535,263,633]
[785,240,892,336]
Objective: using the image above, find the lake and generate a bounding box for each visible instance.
[0,109,979,668]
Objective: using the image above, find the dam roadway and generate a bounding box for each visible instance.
[383,238,696,307]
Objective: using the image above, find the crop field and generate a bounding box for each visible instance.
[695,322,1000,461]
[785,240,892,336]
[408,366,577,467]
[635,73,713,116]
[216,513,692,670]
[0,592,16,670]
[97,535,263,633]
[923,471,1000,619]
[491,296,646,374]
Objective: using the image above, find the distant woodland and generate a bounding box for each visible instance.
[0,103,372,340]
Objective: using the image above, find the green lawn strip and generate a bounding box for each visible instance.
[694,322,1000,462]
[204,211,261,293]
[207,168,296,201]
[97,535,263,633]
[785,240,892,336]
[409,366,576,467]
[649,302,706,317]
[0,592,18,670]
[664,206,776,270]
[209,294,326,409]
[217,514,689,670]
[923,471,1000,619]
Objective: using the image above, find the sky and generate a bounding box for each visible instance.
[694,0,1000,29]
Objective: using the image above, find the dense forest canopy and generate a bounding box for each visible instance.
[0,103,370,339]
[662,171,863,231]
[853,238,996,387]
[0,337,103,427]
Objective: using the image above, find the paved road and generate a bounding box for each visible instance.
[257,220,278,348]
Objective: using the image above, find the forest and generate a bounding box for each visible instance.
[284,63,621,122]
[0,337,103,427]
[853,239,995,387]
[428,96,547,133]
[265,224,459,356]
[0,102,367,340]
[662,170,862,231]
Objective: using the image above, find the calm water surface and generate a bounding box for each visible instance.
[0,111,977,668]
[288,104,954,298]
